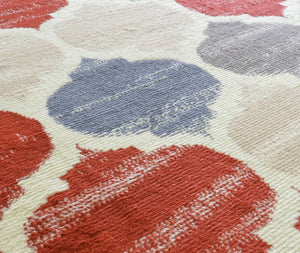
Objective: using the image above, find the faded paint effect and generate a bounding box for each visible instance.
[47,58,221,137]
[0,111,53,219]
[0,34,63,99]
[25,145,276,252]
[198,22,300,77]
[229,87,300,174]
[175,0,286,17]
[0,0,68,29]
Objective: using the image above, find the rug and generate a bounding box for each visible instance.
[0,0,299,252]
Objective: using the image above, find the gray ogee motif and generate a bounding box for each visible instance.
[198,22,300,77]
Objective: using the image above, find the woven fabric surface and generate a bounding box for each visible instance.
[0,0,299,252]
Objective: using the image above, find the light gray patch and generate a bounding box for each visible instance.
[198,22,300,77]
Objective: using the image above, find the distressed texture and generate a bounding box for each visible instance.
[25,145,276,252]
[53,3,192,52]
[175,0,286,17]
[198,22,300,77]
[1,0,300,251]
[47,58,221,137]
[0,0,68,29]
[0,111,53,219]
[0,33,63,99]
[229,86,300,174]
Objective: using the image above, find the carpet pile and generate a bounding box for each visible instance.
[0,0,299,252]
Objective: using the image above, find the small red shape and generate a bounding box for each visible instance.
[296,218,300,231]
[25,145,276,252]
[292,187,300,231]
[0,0,68,29]
[175,0,285,17]
[0,111,53,219]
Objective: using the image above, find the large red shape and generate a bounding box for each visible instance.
[0,0,68,29]
[176,0,285,17]
[25,145,276,252]
[0,111,53,219]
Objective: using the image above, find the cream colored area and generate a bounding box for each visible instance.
[229,86,300,174]
[283,0,300,20]
[259,184,300,253]
[0,31,63,99]
[53,2,193,52]
[0,0,300,252]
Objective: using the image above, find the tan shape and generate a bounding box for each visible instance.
[229,87,300,174]
[54,3,192,52]
[0,34,63,99]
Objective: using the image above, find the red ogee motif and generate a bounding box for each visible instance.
[175,0,286,17]
[0,111,53,219]
[0,0,68,29]
[25,145,277,252]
